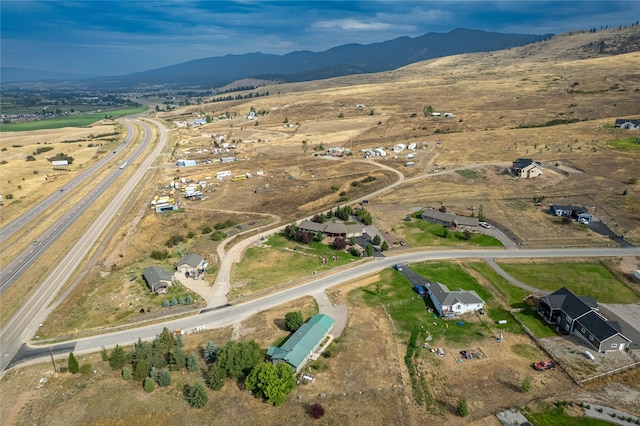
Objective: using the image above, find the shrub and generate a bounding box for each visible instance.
[122,367,131,380]
[187,351,200,372]
[285,311,304,331]
[165,233,185,247]
[109,345,127,370]
[143,377,155,393]
[150,249,169,260]
[521,376,532,392]
[68,352,79,374]
[201,225,213,234]
[210,230,227,241]
[309,403,325,419]
[186,294,193,304]
[457,398,468,417]
[79,364,92,375]
[101,347,109,362]
[26,156,36,162]
[162,299,170,308]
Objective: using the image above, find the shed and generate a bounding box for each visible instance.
[177,253,205,275]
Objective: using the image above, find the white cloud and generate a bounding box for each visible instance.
[313,18,394,31]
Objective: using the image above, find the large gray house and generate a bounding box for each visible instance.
[538,287,631,352]
[142,266,174,293]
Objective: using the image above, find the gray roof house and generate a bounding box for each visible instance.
[614,118,640,129]
[421,209,479,230]
[512,158,543,178]
[297,220,363,238]
[176,253,205,275]
[426,281,485,318]
[267,314,335,373]
[143,266,174,293]
[538,287,631,352]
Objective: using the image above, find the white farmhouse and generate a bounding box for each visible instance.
[427,282,484,318]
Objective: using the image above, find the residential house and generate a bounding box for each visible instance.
[550,205,593,223]
[614,118,640,129]
[421,209,479,230]
[421,208,456,227]
[512,158,544,178]
[176,253,205,276]
[297,220,363,238]
[426,281,485,318]
[538,287,632,352]
[143,266,174,293]
[267,314,335,373]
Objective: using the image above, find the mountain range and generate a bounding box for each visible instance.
[1,28,552,90]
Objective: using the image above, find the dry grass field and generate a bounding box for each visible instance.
[2,27,640,424]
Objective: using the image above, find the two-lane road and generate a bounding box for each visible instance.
[7,246,639,370]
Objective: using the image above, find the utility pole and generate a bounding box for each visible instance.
[49,348,57,372]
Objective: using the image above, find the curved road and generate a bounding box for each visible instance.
[7,246,640,370]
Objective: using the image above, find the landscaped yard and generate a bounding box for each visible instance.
[400,217,503,247]
[607,136,640,150]
[231,234,365,298]
[496,261,639,303]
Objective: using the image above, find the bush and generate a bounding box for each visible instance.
[207,364,226,390]
[143,377,155,393]
[457,398,468,417]
[210,230,227,241]
[186,294,193,304]
[150,249,169,260]
[101,347,109,362]
[285,311,304,331]
[122,367,131,380]
[165,233,185,247]
[201,225,213,234]
[521,376,532,392]
[162,299,170,308]
[68,352,79,374]
[109,345,127,370]
[79,363,92,375]
[309,403,325,419]
[187,351,200,372]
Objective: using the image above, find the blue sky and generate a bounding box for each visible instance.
[1,1,638,76]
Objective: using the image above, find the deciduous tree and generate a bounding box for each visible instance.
[285,311,304,332]
[245,362,296,406]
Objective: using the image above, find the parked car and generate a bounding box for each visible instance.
[479,222,491,228]
[393,264,403,271]
[415,285,426,297]
[533,360,555,371]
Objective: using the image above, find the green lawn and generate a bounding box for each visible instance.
[400,218,502,248]
[497,261,639,303]
[607,136,640,150]
[469,261,530,306]
[455,169,484,179]
[524,403,617,426]
[232,234,362,296]
[359,263,500,345]
[0,106,147,132]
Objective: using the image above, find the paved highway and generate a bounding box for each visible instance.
[0,118,168,372]
[0,120,152,293]
[7,246,639,370]
[0,120,136,242]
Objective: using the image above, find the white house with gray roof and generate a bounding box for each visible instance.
[426,281,485,318]
[176,253,205,275]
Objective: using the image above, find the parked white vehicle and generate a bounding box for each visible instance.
[479,222,491,228]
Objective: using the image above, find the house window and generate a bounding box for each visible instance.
[611,343,618,348]
[589,335,594,341]
[565,324,570,331]
[581,327,586,333]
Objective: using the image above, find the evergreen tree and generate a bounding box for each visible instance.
[187,351,200,372]
[101,347,109,362]
[366,244,373,256]
[157,370,171,387]
[187,381,209,408]
[380,241,389,252]
[109,345,127,370]
[372,234,381,245]
[203,340,218,364]
[207,363,226,390]
[68,352,79,374]
[150,366,158,382]
[168,347,186,371]
[457,398,469,417]
[122,367,131,380]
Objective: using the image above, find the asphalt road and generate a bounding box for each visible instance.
[7,246,639,370]
[0,120,146,293]
[0,118,168,372]
[0,120,136,242]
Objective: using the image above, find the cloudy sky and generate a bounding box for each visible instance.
[2,1,638,76]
